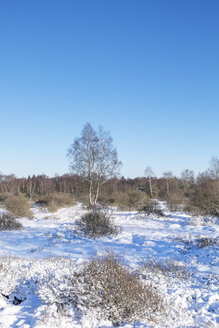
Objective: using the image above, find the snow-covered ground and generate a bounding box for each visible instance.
[0,204,218,327]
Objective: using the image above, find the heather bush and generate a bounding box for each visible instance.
[76,253,164,325]
[139,200,164,217]
[5,194,32,217]
[39,253,164,326]
[196,237,219,248]
[77,210,118,238]
[139,258,190,279]
[0,213,23,230]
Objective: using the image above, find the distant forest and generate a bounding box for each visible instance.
[0,155,218,218]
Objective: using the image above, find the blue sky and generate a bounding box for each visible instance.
[0,0,218,178]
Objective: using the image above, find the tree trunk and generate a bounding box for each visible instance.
[94,182,100,205]
[89,180,93,206]
[149,177,153,197]
[166,179,169,194]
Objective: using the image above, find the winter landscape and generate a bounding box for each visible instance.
[0,200,218,328]
[1,1,219,327]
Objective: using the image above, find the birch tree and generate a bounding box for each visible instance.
[144,166,155,197]
[163,171,173,195]
[67,123,121,206]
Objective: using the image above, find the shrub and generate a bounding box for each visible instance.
[139,258,190,279]
[75,253,164,325]
[77,210,118,238]
[196,237,219,248]
[164,191,185,212]
[176,235,219,249]
[5,194,32,217]
[139,201,164,217]
[40,253,164,325]
[107,191,149,210]
[190,180,219,217]
[0,213,23,230]
[126,190,150,210]
[76,193,89,206]
[0,192,11,204]
[36,193,74,212]
[166,200,182,212]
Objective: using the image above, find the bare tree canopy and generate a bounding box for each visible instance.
[163,171,173,195]
[67,123,122,206]
[208,156,219,179]
[144,167,155,178]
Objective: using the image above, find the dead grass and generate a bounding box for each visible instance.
[37,193,74,212]
[104,191,149,210]
[0,192,11,204]
[5,194,32,217]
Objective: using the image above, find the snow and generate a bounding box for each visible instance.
[0,204,218,327]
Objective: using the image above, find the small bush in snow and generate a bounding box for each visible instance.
[5,194,32,217]
[139,258,190,280]
[0,214,23,231]
[77,253,163,325]
[77,210,118,238]
[196,237,219,248]
[139,201,164,217]
[177,235,219,250]
[166,201,181,212]
[187,215,219,226]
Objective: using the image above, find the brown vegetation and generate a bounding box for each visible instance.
[75,253,164,325]
[5,194,32,217]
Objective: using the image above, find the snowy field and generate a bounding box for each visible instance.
[0,203,218,328]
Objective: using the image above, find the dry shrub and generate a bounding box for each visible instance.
[109,191,129,208]
[164,191,185,212]
[77,210,118,238]
[190,180,219,217]
[0,213,23,230]
[176,235,219,250]
[196,237,219,248]
[108,191,149,210]
[0,192,11,204]
[139,258,190,279]
[126,190,150,210]
[75,253,164,325]
[76,193,89,206]
[5,194,32,217]
[139,200,164,217]
[37,193,74,212]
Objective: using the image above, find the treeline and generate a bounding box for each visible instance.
[0,158,218,217]
[0,174,82,200]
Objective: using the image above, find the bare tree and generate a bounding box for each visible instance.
[180,169,195,191]
[163,171,173,195]
[208,156,219,179]
[144,166,155,197]
[67,123,121,206]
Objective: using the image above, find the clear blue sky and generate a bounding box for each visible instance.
[0,0,218,178]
